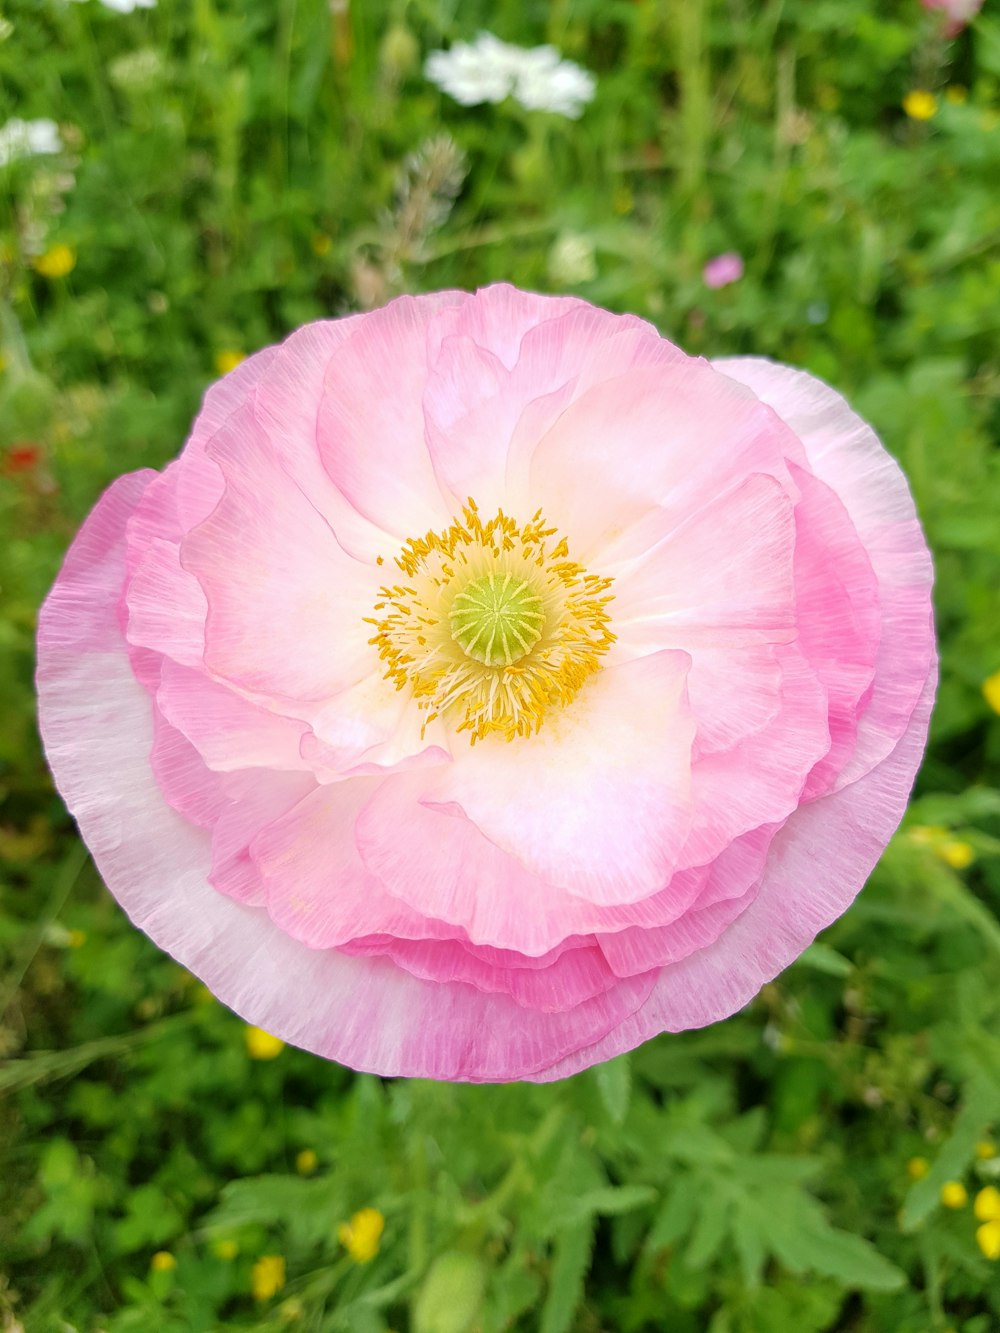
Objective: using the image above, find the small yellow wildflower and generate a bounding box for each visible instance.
[904,90,937,121]
[936,839,975,870]
[983,671,1000,715]
[251,1254,286,1302]
[941,1180,968,1209]
[907,1155,930,1181]
[976,1139,997,1160]
[946,86,968,105]
[213,1238,239,1260]
[34,244,76,279]
[150,1251,177,1272]
[215,349,245,376]
[245,1025,285,1060]
[295,1148,318,1175]
[908,824,947,846]
[975,1186,1000,1222]
[337,1207,385,1264]
[310,232,332,257]
[977,1219,1000,1261]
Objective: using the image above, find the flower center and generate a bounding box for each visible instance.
[368,501,614,743]
[449,571,544,666]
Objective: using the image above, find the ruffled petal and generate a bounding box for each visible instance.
[532,668,937,1081]
[35,469,660,1080]
[428,651,695,906]
[180,402,382,704]
[714,358,935,791]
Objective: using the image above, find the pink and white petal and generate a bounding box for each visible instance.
[150,706,231,829]
[251,320,397,564]
[340,935,627,1014]
[316,294,466,540]
[251,780,457,949]
[597,823,775,977]
[175,347,280,533]
[788,463,879,797]
[597,886,758,977]
[422,291,667,511]
[302,674,451,778]
[685,644,783,757]
[125,536,207,669]
[208,769,316,906]
[528,360,798,566]
[35,471,661,1081]
[180,402,381,704]
[427,651,695,906]
[714,358,936,790]
[155,659,312,773]
[532,666,936,1081]
[609,473,798,656]
[678,645,830,870]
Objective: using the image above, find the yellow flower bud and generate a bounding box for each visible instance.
[977,1219,1000,1261]
[215,349,246,376]
[151,1250,177,1272]
[974,1186,1000,1223]
[940,1180,968,1209]
[907,1156,930,1181]
[975,1139,997,1160]
[984,671,1000,716]
[936,839,975,870]
[245,1025,285,1060]
[213,1238,239,1260]
[337,1207,385,1263]
[296,1148,318,1175]
[34,244,76,279]
[903,90,937,121]
[251,1254,286,1301]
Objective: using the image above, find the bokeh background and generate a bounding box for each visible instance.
[3,1,1000,1329]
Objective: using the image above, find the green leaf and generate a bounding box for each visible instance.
[594,1053,632,1125]
[539,1218,595,1333]
[793,942,853,977]
[901,1074,1000,1231]
[412,1252,486,1333]
[764,1196,905,1291]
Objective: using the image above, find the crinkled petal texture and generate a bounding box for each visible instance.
[37,286,936,1082]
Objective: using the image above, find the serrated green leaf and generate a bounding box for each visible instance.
[539,1218,595,1333]
[901,1074,1000,1231]
[793,942,853,976]
[412,1252,486,1333]
[594,1053,632,1125]
[685,1188,730,1270]
[646,1182,698,1252]
[764,1198,905,1291]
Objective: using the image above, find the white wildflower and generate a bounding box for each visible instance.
[509,45,596,119]
[425,32,595,119]
[68,0,157,10]
[548,233,597,286]
[0,118,62,169]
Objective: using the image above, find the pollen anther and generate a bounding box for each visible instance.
[368,502,614,743]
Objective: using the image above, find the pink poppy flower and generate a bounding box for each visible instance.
[922,0,983,34]
[702,252,744,289]
[37,286,936,1082]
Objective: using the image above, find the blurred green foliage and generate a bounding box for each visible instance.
[2,0,1000,1328]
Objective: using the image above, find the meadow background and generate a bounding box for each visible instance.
[3,1,1000,1329]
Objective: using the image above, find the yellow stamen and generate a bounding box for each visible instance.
[368,501,614,743]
